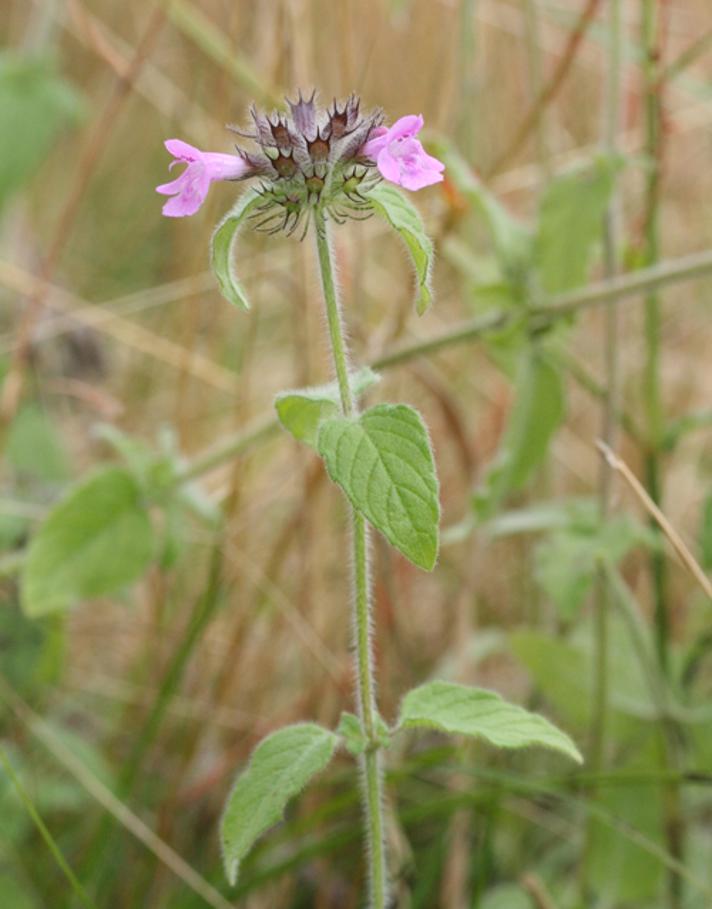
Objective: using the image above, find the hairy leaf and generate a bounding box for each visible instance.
[220,723,337,885]
[367,182,434,315]
[210,187,263,309]
[398,680,582,763]
[317,404,439,569]
[21,468,153,617]
[275,368,379,448]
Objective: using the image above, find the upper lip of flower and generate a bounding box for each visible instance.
[361,114,444,192]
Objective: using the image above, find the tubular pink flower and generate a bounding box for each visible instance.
[362,114,444,191]
[156,139,250,217]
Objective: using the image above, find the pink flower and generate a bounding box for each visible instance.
[156,139,250,217]
[362,114,444,191]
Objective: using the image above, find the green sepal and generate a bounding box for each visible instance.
[366,182,434,315]
[210,187,263,310]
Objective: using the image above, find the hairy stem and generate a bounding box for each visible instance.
[313,208,387,908]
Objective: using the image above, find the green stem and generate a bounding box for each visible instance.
[641,7,684,908]
[0,748,99,909]
[313,208,387,908]
[642,0,669,676]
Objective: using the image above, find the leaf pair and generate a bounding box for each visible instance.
[277,374,440,571]
[211,182,434,315]
[220,682,581,886]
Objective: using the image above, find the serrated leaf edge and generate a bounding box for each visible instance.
[397,681,583,764]
[219,722,338,885]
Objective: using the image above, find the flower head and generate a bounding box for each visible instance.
[362,115,444,191]
[156,139,253,217]
[157,95,444,228]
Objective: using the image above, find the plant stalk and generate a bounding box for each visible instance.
[641,0,669,676]
[313,208,387,908]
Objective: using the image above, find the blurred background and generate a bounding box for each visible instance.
[1,1,712,907]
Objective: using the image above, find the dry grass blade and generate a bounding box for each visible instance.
[0,674,236,909]
[596,441,712,601]
[0,261,239,394]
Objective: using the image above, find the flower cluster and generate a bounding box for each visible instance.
[157,92,444,229]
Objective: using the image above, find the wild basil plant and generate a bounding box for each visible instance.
[158,92,582,907]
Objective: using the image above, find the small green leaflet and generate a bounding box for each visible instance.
[336,712,390,755]
[210,187,263,310]
[397,680,582,763]
[317,404,440,570]
[220,723,338,885]
[366,182,434,315]
[21,468,154,617]
[275,367,380,448]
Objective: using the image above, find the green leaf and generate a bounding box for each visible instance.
[474,349,565,521]
[535,155,622,294]
[210,187,263,310]
[535,512,656,618]
[366,182,434,315]
[0,53,83,211]
[397,680,582,763]
[587,743,665,902]
[6,405,68,483]
[220,723,337,885]
[701,492,712,572]
[317,403,440,570]
[21,468,154,617]
[336,712,390,755]
[336,712,366,756]
[275,367,379,448]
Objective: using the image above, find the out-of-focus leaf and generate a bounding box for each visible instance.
[535,512,657,618]
[474,349,565,521]
[481,884,531,909]
[535,155,622,294]
[0,870,38,909]
[587,746,665,902]
[510,619,660,729]
[432,139,531,272]
[0,53,82,211]
[6,405,69,484]
[21,467,154,617]
[700,491,712,572]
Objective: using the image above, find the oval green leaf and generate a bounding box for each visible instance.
[366,182,434,315]
[317,403,440,570]
[210,187,263,310]
[397,680,582,763]
[21,467,153,617]
[220,723,338,885]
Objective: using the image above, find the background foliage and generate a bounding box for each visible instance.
[1,1,712,907]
